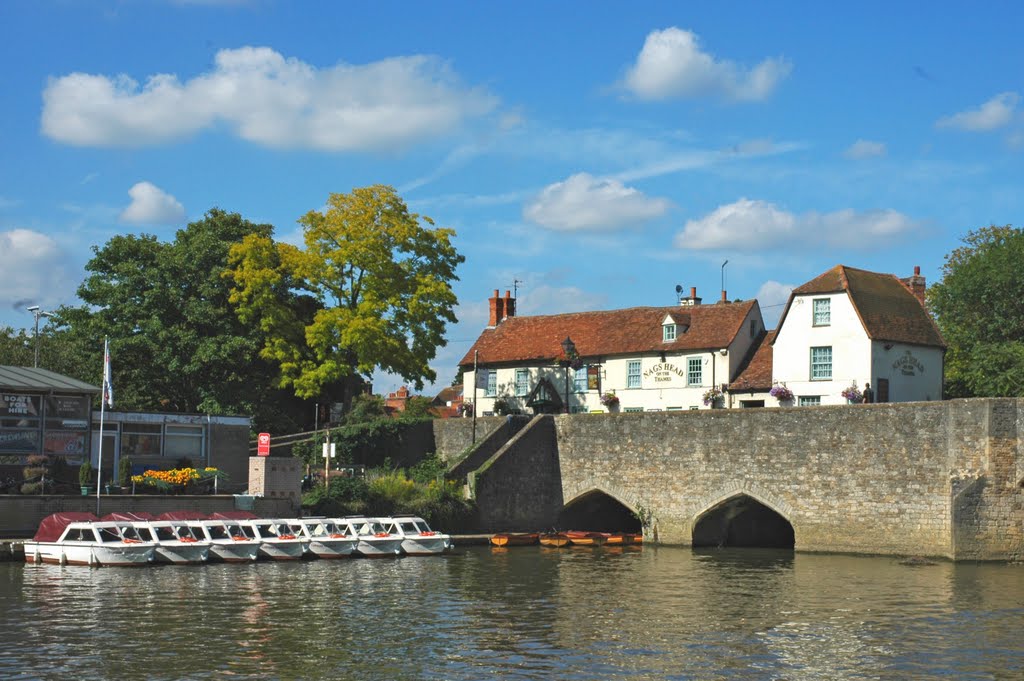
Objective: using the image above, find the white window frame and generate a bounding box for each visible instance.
[485,370,497,397]
[627,360,641,389]
[799,396,821,407]
[687,357,702,386]
[574,366,587,393]
[813,298,831,326]
[810,346,832,380]
[663,324,676,342]
[515,369,529,397]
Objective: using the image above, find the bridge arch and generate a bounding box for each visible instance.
[557,487,641,532]
[691,486,796,549]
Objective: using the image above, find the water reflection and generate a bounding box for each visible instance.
[2,548,1023,679]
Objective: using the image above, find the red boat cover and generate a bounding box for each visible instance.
[32,512,100,542]
[101,511,156,522]
[156,510,208,521]
[209,510,259,520]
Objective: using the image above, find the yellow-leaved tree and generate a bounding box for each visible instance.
[225,185,464,410]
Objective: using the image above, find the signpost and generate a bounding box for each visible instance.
[322,440,336,489]
[257,432,271,457]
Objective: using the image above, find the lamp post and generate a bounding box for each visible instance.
[26,306,54,368]
[560,336,576,415]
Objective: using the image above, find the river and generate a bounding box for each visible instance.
[2,545,1022,680]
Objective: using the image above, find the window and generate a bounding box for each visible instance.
[750,319,758,338]
[813,298,830,326]
[627,361,641,389]
[624,407,644,413]
[799,396,821,407]
[810,346,832,380]
[687,357,702,386]
[120,422,161,458]
[574,366,588,392]
[485,370,497,397]
[663,324,676,342]
[515,369,529,397]
[165,425,203,461]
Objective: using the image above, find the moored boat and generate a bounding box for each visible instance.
[24,513,156,567]
[381,515,452,556]
[539,533,570,547]
[565,530,607,546]
[295,518,358,559]
[143,512,212,564]
[338,516,404,558]
[490,532,539,547]
[197,518,260,563]
[247,518,309,560]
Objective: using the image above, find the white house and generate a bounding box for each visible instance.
[461,288,765,414]
[729,265,945,407]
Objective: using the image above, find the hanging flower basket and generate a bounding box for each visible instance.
[840,385,862,403]
[702,387,723,406]
[600,392,620,408]
[769,384,794,402]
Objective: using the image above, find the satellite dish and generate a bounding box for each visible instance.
[675,284,682,294]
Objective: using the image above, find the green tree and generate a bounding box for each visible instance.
[226,185,464,409]
[928,224,1024,397]
[58,209,310,431]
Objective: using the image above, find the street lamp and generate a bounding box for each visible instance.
[560,336,576,415]
[26,306,54,368]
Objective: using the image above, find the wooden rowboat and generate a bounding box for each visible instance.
[604,532,643,545]
[565,530,607,546]
[490,532,539,547]
[539,533,570,547]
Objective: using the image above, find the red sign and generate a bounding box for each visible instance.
[257,432,271,456]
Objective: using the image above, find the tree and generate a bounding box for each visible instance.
[928,224,1024,397]
[226,185,464,410]
[58,209,310,431]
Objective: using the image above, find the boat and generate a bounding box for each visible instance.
[294,518,358,559]
[381,515,452,556]
[337,516,404,558]
[539,533,570,547]
[23,512,156,567]
[565,530,607,546]
[142,512,212,564]
[247,518,309,560]
[603,532,643,546]
[490,532,539,547]
[196,518,260,563]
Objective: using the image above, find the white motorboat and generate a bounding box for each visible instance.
[196,519,260,563]
[23,513,155,567]
[143,520,211,564]
[381,515,452,556]
[338,516,404,558]
[295,518,358,559]
[247,518,308,561]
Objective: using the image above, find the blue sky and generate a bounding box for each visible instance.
[2,1,1022,393]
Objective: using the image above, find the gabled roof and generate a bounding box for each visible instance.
[728,329,775,392]
[460,300,758,367]
[774,265,945,348]
[0,365,100,393]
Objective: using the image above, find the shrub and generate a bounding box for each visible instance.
[79,460,93,487]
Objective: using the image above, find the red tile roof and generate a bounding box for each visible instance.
[728,329,775,392]
[775,265,945,348]
[460,300,758,367]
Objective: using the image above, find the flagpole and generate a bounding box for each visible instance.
[97,337,107,515]
[472,349,478,444]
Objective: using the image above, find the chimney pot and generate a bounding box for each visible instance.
[914,265,921,276]
[488,290,505,327]
[721,290,727,302]
[690,286,697,298]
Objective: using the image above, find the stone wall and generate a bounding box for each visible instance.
[432,416,505,463]
[0,494,296,538]
[447,398,1023,560]
[248,456,302,509]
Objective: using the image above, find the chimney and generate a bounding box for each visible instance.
[680,286,702,307]
[502,289,516,320]
[720,290,728,303]
[488,289,504,327]
[900,265,927,306]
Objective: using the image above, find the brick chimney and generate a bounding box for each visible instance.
[680,286,702,307]
[488,289,504,327]
[502,289,516,320]
[900,265,927,306]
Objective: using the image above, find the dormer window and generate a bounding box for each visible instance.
[663,324,676,342]
[813,298,830,326]
[662,313,686,341]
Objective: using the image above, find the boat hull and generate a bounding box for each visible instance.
[208,540,259,563]
[355,538,403,558]
[539,534,570,547]
[154,543,210,564]
[307,538,358,559]
[400,536,450,556]
[25,541,155,566]
[490,533,539,547]
[257,540,307,561]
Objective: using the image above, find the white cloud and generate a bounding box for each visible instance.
[755,280,795,330]
[936,92,1020,132]
[0,229,73,314]
[42,47,497,151]
[844,139,887,159]
[119,182,186,225]
[674,198,919,251]
[523,173,671,231]
[623,27,791,101]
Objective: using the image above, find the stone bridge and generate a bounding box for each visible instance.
[438,399,1024,561]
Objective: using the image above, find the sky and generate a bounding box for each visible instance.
[2,1,1022,395]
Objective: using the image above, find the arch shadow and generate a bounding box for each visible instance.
[557,489,641,533]
[692,493,794,549]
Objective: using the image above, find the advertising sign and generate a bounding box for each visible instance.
[257,432,271,456]
[1,394,40,419]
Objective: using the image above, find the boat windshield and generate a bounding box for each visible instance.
[98,527,121,543]
[207,525,229,540]
[154,526,177,541]
[121,525,147,541]
[399,522,418,534]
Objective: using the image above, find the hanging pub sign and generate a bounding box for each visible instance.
[587,365,601,390]
[1,394,41,419]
